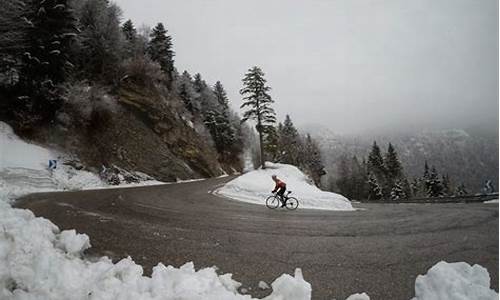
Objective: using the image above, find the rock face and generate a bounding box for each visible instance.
[27,82,234,182]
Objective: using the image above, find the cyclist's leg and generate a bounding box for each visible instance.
[277,187,286,207]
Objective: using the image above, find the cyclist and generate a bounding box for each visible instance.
[271,175,287,207]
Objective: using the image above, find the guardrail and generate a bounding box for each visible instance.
[361,193,499,204]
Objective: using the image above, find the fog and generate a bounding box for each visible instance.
[114,0,498,135]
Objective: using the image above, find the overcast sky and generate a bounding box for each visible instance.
[114,0,498,134]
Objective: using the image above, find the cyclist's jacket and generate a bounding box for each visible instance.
[272,179,286,192]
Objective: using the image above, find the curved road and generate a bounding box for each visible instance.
[17,176,498,300]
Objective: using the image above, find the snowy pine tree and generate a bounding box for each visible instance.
[147,22,174,84]
[427,166,444,197]
[122,19,136,42]
[368,141,385,178]
[367,172,383,200]
[390,180,407,201]
[279,115,300,165]
[240,66,276,169]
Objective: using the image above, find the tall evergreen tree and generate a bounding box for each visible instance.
[302,134,326,187]
[147,22,174,83]
[390,179,407,200]
[17,0,78,126]
[280,115,300,165]
[427,166,444,197]
[122,19,136,42]
[385,143,403,179]
[23,0,78,84]
[77,0,124,82]
[213,81,228,107]
[263,125,280,162]
[240,66,276,169]
[367,172,383,200]
[367,141,385,177]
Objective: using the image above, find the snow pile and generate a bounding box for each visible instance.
[412,261,498,300]
[484,199,499,204]
[217,162,353,210]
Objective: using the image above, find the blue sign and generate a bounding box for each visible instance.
[48,160,57,170]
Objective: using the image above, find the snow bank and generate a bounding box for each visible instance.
[412,261,498,300]
[217,162,353,211]
[484,199,499,204]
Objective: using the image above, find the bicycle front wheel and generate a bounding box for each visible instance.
[266,195,280,209]
[285,197,299,210]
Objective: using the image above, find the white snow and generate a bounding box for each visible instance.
[484,199,499,204]
[345,293,370,300]
[216,162,354,211]
[412,261,498,300]
[258,281,270,290]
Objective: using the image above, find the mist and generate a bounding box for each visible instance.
[114,0,498,135]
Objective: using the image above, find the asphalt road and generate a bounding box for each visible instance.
[17,176,499,300]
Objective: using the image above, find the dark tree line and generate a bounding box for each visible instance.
[333,141,469,200]
[0,0,245,166]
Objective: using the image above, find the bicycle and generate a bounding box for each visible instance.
[266,191,299,210]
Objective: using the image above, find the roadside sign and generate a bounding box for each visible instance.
[48,160,57,170]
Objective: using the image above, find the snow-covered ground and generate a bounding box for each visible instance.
[1,122,498,299]
[216,162,354,210]
[484,199,499,204]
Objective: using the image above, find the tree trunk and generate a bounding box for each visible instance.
[258,128,265,169]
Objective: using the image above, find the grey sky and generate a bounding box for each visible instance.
[114,0,498,134]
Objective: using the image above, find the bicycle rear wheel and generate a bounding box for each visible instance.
[285,197,299,210]
[266,195,280,209]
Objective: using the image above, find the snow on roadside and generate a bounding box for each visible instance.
[216,162,354,211]
[484,199,499,204]
[411,261,498,300]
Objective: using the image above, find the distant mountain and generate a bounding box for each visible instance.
[304,125,498,193]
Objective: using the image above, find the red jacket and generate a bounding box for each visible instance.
[273,179,286,192]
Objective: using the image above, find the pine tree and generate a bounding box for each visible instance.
[385,143,403,179]
[280,115,300,165]
[147,22,174,83]
[240,66,276,169]
[122,19,136,42]
[23,0,78,84]
[390,180,407,201]
[367,141,385,177]
[77,0,124,82]
[263,125,280,162]
[367,172,383,200]
[18,0,78,126]
[427,166,444,197]
[213,81,228,107]
[193,73,206,93]
[177,71,198,114]
[302,134,325,187]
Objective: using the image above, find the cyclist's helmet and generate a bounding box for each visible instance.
[271,174,277,179]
